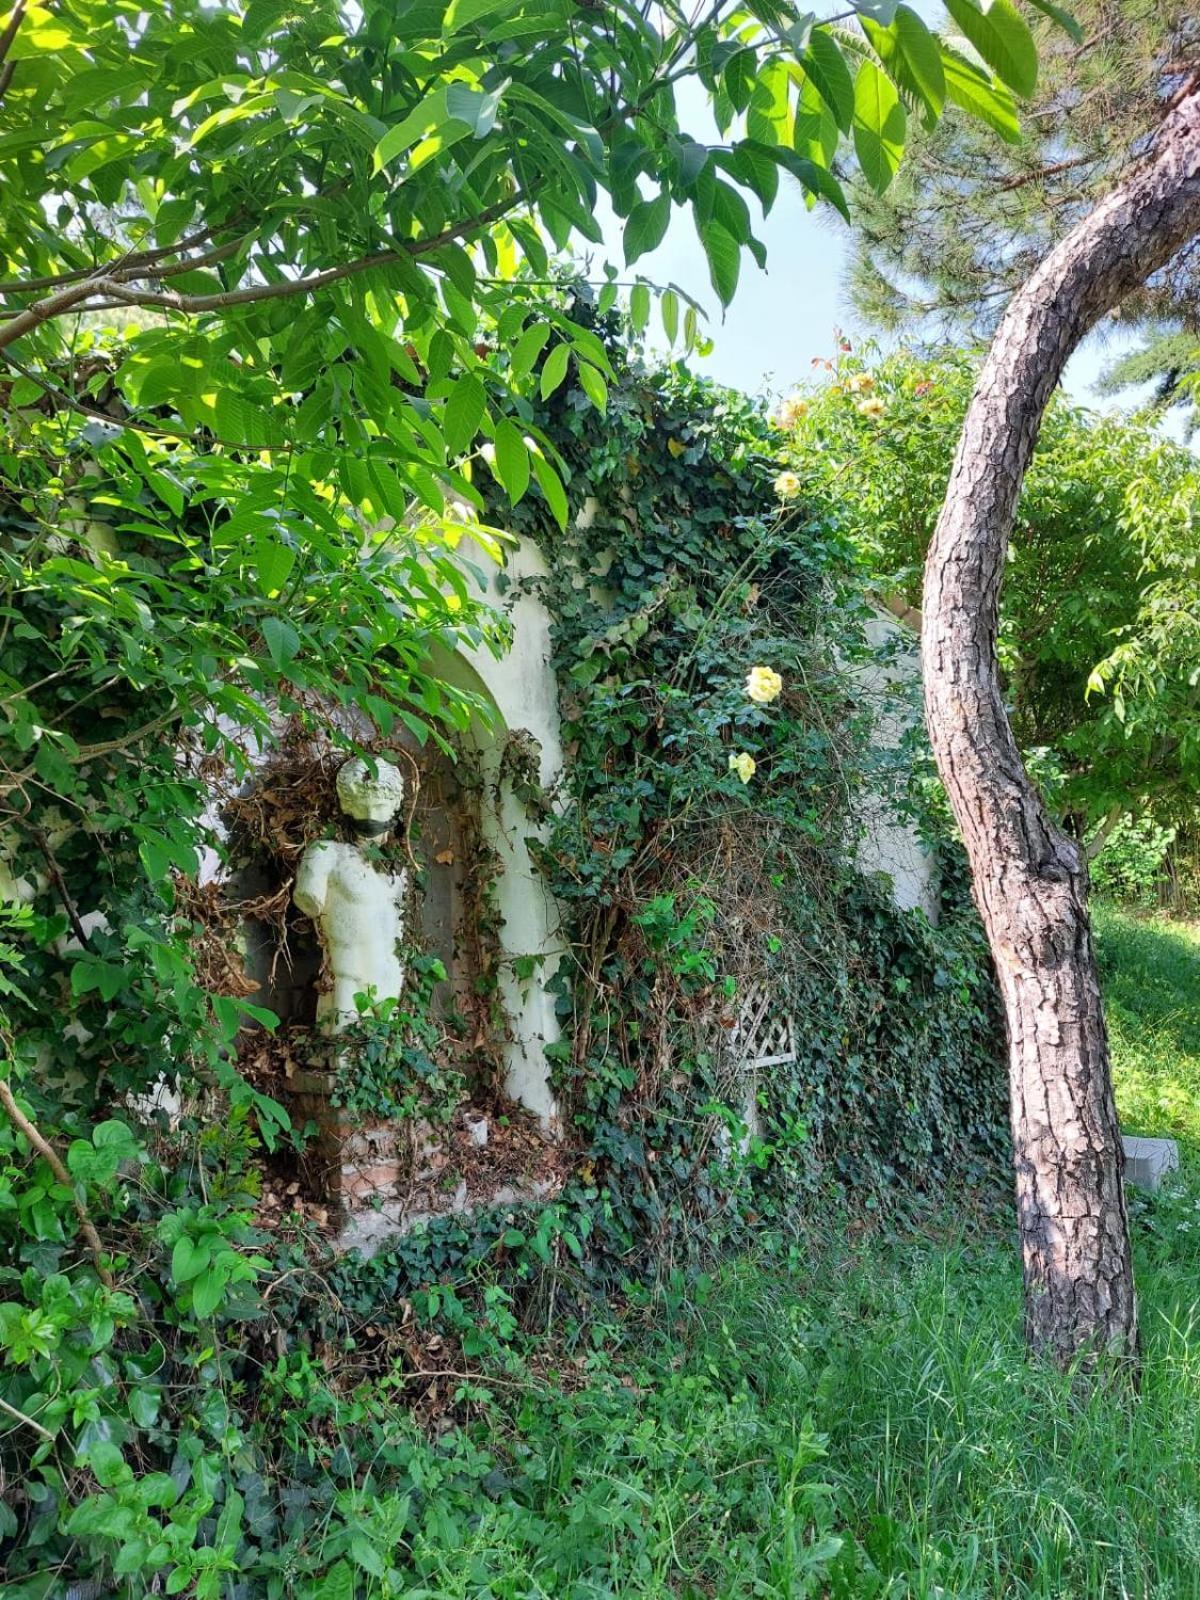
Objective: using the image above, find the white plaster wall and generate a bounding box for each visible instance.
[850,605,940,923]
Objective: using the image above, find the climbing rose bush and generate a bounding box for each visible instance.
[774,393,809,429]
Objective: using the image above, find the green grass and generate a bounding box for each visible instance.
[1095,901,1200,1157]
[260,906,1200,1597]
[391,904,1200,1599]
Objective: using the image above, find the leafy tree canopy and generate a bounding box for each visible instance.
[781,345,1200,831]
[0,6,1059,1585]
[0,0,1054,889]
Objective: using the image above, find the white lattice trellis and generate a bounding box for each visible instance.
[728,981,797,1070]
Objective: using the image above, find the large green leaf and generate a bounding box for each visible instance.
[944,0,1038,98]
[444,372,487,456]
[1025,0,1083,43]
[540,342,571,399]
[942,47,1021,142]
[531,451,569,530]
[769,147,850,221]
[793,72,839,170]
[802,31,855,133]
[852,59,907,194]
[702,219,740,308]
[510,321,551,382]
[861,5,945,123]
[623,193,671,265]
[444,0,522,32]
[493,417,530,504]
[373,82,499,172]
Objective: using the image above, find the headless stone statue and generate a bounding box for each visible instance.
[293,758,407,1028]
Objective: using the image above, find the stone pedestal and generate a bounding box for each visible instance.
[1122,1134,1180,1192]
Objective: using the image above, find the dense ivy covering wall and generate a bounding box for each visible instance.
[478,306,1007,1250]
[0,301,1006,1596]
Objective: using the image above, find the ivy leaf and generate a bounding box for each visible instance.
[94,1119,138,1153]
[493,418,530,504]
[702,220,740,308]
[852,59,907,194]
[67,1137,121,1186]
[944,0,1037,98]
[83,1442,132,1489]
[191,1265,227,1319]
[172,1236,211,1284]
[444,372,486,455]
[138,833,178,882]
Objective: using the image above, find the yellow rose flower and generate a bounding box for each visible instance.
[846,372,876,394]
[855,396,886,420]
[774,393,809,429]
[728,751,756,784]
[773,469,801,500]
[745,665,783,704]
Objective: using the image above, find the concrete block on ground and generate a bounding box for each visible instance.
[1122,1134,1180,1192]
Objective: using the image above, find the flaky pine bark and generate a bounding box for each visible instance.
[922,85,1200,1365]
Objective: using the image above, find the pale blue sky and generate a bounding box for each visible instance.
[599,175,1130,410]
[594,24,1146,416]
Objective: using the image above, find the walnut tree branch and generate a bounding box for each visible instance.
[0,198,518,352]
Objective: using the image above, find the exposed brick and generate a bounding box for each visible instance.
[287,1076,441,1213]
[338,1161,405,1203]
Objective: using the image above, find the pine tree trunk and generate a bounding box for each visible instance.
[921,84,1200,1364]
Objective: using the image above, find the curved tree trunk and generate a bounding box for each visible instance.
[922,84,1200,1365]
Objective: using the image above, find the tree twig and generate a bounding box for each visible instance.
[0,0,27,104]
[0,1080,115,1288]
[28,825,91,949]
[0,1391,54,1441]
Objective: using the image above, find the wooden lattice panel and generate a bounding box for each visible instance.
[729,981,797,1070]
